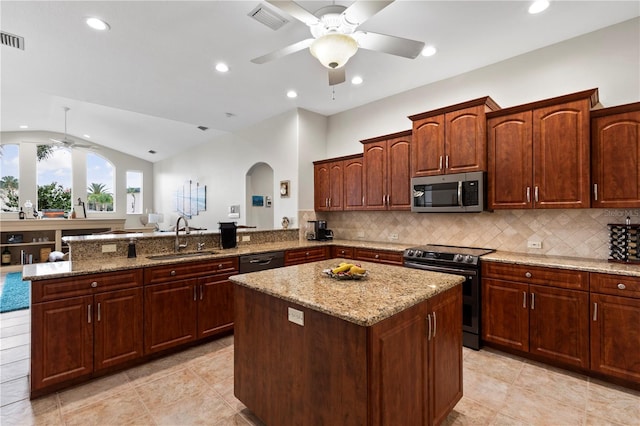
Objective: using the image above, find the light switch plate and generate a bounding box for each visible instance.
[242,235,250,242]
[288,307,304,326]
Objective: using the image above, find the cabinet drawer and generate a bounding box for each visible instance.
[354,248,404,265]
[591,273,640,299]
[482,262,588,290]
[332,246,354,259]
[32,269,142,303]
[285,247,328,266]
[144,257,238,284]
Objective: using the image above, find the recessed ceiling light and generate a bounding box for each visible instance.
[215,62,229,73]
[351,76,363,85]
[19,125,28,129]
[86,17,110,31]
[528,0,549,14]
[83,134,91,138]
[421,45,437,57]
[287,90,298,99]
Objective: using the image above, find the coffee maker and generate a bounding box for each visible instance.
[306,220,333,241]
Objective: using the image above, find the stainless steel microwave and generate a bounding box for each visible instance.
[411,171,485,213]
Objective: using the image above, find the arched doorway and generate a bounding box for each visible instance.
[245,162,274,229]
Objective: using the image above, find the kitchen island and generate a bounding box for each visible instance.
[231,259,465,426]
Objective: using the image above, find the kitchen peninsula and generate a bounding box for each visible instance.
[231,260,465,426]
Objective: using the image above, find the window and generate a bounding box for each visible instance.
[0,144,20,212]
[86,153,115,212]
[37,146,72,215]
[126,171,143,214]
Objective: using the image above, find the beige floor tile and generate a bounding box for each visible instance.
[0,333,30,350]
[135,367,208,408]
[148,388,236,425]
[514,363,589,409]
[0,315,30,328]
[0,394,62,426]
[62,388,149,426]
[0,343,30,364]
[498,386,585,425]
[587,379,640,426]
[1,376,29,406]
[464,347,524,384]
[584,413,628,426]
[188,345,234,386]
[211,374,246,412]
[462,367,511,411]
[490,412,534,426]
[442,396,498,425]
[238,408,266,426]
[174,340,228,366]
[58,372,133,414]
[125,353,189,386]
[0,323,30,338]
[0,358,29,383]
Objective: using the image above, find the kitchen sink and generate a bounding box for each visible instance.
[147,251,218,260]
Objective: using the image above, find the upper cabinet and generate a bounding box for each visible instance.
[361,130,412,211]
[591,102,640,208]
[487,89,598,210]
[409,97,500,177]
[313,154,363,212]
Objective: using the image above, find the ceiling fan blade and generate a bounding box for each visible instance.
[343,1,394,26]
[354,31,425,59]
[328,68,346,86]
[267,1,319,26]
[251,38,314,64]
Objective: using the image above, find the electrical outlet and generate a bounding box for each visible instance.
[242,235,250,242]
[288,307,304,326]
[390,233,399,240]
[101,244,117,253]
[527,241,542,249]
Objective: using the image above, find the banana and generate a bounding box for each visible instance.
[349,265,366,275]
[332,263,354,274]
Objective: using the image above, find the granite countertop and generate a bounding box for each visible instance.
[230,259,464,327]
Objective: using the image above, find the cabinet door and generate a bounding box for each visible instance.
[328,161,344,211]
[533,99,591,208]
[412,115,445,177]
[428,286,463,426]
[487,112,533,209]
[197,273,235,339]
[482,278,529,351]
[284,247,328,266]
[343,157,364,210]
[387,136,412,210]
[314,163,331,211]
[528,285,589,369]
[31,296,94,391]
[592,111,640,208]
[94,288,143,371]
[445,105,487,174]
[363,141,387,210]
[144,280,197,354]
[591,293,640,382]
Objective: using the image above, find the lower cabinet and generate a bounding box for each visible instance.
[353,248,404,265]
[284,246,329,266]
[31,270,143,395]
[482,262,589,369]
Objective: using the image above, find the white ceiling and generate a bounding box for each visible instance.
[1,1,638,162]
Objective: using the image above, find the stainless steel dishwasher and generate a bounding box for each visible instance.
[238,251,285,273]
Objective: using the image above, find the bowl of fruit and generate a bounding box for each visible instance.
[323,262,368,280]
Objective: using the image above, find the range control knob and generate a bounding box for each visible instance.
[415,250,422,257]
[453,254,464,262]
[464,255,474,263]
[406,250,414,257]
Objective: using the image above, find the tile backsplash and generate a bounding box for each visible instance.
[305,208,640,260]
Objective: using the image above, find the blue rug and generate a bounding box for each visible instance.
[0,272,30,313]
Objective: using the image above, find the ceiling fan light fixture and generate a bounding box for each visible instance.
[421,45,437,57]
[310,33,358,69]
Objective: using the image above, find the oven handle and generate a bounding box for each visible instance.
[404,261,477,276]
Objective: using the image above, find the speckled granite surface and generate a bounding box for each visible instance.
[482,252,640,277]
[230,259,464,326]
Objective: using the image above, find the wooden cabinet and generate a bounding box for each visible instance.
[313,154,363,211]
[487,89,598,209]
[143,258,238,354]
[361,130,412,210]
[31,269,143,396]
[354,248,403,265]
[284,246,329,266]
[343,155,365,210]
[332,246,354,259]
[482,262,589,369]
[591,102,640,208]
[590,273,640,383]
[409,97,499,177]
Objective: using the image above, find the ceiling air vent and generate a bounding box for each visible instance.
[1,31,25,50]
[248,4,288,30]
[197,126,209,131]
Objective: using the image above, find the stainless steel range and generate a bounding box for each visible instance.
[403,244,495,350]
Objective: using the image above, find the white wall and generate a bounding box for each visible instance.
[0,131,154,228]
[297,109,328,211]
[325,18,640,158]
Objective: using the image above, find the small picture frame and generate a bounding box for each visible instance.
[280,180,290,198]
[252,196,264,207]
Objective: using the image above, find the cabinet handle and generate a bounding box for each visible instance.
[375,254,379,259]
[617,283,626,290]
[88,304,92,324]
[432,311,437,338]
[427,314,432,340]
[387,194,391,206]
[306,252,310,256]
[526,187,531,203]
[328,198,332,208]
[445,155,449,170]
[193,286,197,301]
[382,195,385,205]
[525,271,532,278]
[523,291,527,308]
[593,302,598,321]
[200,285,203,300]
[326,198,329,207]
[218,263,224,269]
[362,196,365,205]
[340,250,345,255]
[534,186,539,202]
[439,156,443,170]
[97,303,101,322]
[594,183,598,201]
[170,270,177,276]
[91,281,98,288]
[530,293,535,310]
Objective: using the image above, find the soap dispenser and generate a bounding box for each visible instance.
[127,238,137,258]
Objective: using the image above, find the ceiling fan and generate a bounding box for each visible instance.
[48,107,97,150]
[251,0,425,86]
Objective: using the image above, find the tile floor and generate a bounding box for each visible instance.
[1,280,639,425]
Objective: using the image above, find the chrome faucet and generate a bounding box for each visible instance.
[197,231,205,252]
[175,215,190,252]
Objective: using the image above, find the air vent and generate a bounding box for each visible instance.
[248,4,288,30]
[197,126,209,131]
[1,31,25,50]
